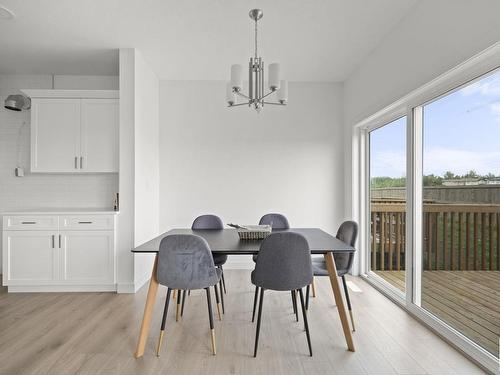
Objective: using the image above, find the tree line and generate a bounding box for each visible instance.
[371,170,499,188]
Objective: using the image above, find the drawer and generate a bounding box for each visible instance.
[60,215,114,230]
[3,216,59,231]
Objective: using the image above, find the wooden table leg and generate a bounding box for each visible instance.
[134,254,159,358]
[324,252,355,352]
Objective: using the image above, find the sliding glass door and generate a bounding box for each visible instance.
[363,68,500,365]
[419,70,500,357]
[369,117,407,294]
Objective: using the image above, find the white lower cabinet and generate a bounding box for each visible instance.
[61,231,114,284]
[3,231,59,285]
[2,213,116,292]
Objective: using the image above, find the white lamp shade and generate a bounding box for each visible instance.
[277,80,288,103]
[268,63,280,90]
[230,64,243,91]
[226,83,236,105]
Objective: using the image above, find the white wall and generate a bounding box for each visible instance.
[343,0,500,272]
[117,49,159,292]
[0,74,119,270]
[133,51,159,287]
[159,81,344,268]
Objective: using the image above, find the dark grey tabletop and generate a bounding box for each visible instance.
[132,228,355,255]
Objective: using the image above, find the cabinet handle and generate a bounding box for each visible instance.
[21,221,36,224]
[59,235,61,248]
[78,221,93,224]
[52,235,55,249]
[75,157,78,169]
[80,156,83,169]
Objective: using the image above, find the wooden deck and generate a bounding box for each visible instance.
[375,270,500,356]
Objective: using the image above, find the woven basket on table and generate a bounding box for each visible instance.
[236,225,272,240]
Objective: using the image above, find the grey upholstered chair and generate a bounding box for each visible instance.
[308,221,358,331]
[251,213,294,321]
[251,232,313,357]
[185,215,226,315]
[156,234,222,357]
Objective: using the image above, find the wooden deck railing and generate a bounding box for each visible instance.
[370,202,500,271]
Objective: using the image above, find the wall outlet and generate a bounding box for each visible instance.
[15,167,24,177]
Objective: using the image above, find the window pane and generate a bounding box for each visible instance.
[421,70,500,357]
[370,117,406,294]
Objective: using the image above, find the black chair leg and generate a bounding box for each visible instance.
[298,288,313,356]
[181,289,187,317]
[156,288,172,356]
[291,290,299,322]
[220,266,227,294]
[219,278,225,314]
[188,290,191,296]
[252,286,259,322]
[205,287,216,355]
[213,284,222,321]
[305,284,310,310]
[176,288,182,321]
[341,275,355,332]
[253,288,265,357]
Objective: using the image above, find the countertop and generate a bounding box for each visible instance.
[2,208,119,215]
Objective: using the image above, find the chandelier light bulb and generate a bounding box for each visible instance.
[230,64,243,92]
[268,63,280,91]
[277,80,288,104]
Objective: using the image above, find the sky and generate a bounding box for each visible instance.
[370,69,500,178]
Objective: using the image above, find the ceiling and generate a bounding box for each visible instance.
[0,0,418,81]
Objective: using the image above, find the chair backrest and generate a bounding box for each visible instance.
[157,234,219,290]
[192,214,224,230]
[259,213,290,229]
[334,221,358,274]
[253,232,312,291]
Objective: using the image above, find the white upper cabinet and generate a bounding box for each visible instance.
[26,90,119,173]
[80,99,119,172]
[31,98,81,172]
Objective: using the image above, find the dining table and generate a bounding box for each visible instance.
[131,227,356,358]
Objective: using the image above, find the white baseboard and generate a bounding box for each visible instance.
[116,282,136,293]
[8,284,117,293]
[133,275,151,292]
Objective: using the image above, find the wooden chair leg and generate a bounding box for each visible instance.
[311,278,317,298]
[156,288,172,356]
[219,279,225,314]
[205,287,216,355]
[172,289,177,300]
[214,284,222,321]
[253,288,265,357]
[181,289,187,317]
[252,286,259,322]
[342,275,355,332]
[298,288,313,356]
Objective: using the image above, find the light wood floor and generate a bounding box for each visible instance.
[0,271,488,375]
[375,270,500,356]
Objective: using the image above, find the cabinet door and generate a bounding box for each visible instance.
[2,231,58,285]
[30,98,81,172]
[60,231,115,284]
[80,99,119,173]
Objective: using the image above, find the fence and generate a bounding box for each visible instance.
[370,202,500,271]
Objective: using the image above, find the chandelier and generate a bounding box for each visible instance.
[226,9,288,112]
